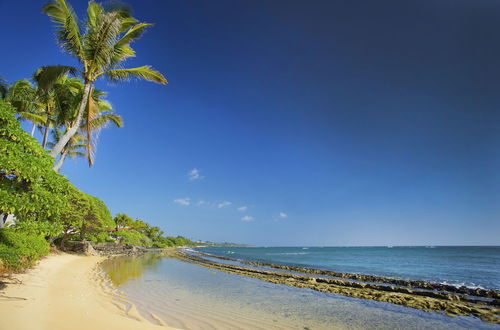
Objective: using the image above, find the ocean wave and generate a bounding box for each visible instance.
[439,281,485,290]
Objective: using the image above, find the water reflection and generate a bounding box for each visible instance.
[101,253,163,287]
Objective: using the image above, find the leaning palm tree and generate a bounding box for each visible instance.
[43,0,167,163]
[48,128,86,172]
[51,81,123,167]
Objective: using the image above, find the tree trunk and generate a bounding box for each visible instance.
[42,104,51,148]
[80,222,86,241]
[30,123,36,137]
[49,81,92,162]
[42,123,50,148]
[53,149,68,172]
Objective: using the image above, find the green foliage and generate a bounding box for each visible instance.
[0,100,71,221]
[114,229,152,247]
[165,236,195,246]
[114,213,134,229]
[12,219,63,239]
[59,186,114,243]
[0,228,49,272]
[111,213,196,248]
[85,231,114,243]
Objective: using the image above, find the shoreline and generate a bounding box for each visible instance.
[0,252,177,330]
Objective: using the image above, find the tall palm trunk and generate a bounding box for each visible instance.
[30,123,36,137]
[42,121,50,148]
[49,81,92,161]
[42,104,51,148]
[53,149,68,172]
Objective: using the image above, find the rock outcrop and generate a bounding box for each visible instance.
[61,241,146,257]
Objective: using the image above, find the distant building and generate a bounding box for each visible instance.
[0,214,16,228]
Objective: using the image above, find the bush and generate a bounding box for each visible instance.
[0,227,49,272]
[114,229,152,247]
[86,231,115,243]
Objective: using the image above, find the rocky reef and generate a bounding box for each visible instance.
[167,249,500,324]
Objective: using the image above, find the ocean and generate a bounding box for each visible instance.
[100,246,500,329]
[195,246,500,290]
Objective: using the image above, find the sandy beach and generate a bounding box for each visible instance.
[0,253,176,330]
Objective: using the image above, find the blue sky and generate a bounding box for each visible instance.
[1,0,499,246]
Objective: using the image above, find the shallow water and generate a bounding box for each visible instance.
[195,246,500,289]
[100,253,499,330]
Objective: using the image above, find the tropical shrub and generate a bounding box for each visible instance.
[114,229,152,247]
[59,187,114,244]
[0,228,49,272]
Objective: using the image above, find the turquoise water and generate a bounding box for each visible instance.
[195,246,500,290]
[101,250,500,329]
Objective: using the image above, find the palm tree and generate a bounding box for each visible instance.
[6,79,46,136]
[48,128,86,172]
[83,89,123,166]
[49,83,123,169]
[32,65,77,148]
[43,0,167,163]
[6,66,76,139]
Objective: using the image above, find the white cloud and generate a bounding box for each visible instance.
[241,215,254,222]
[237,206,248,212]
[188,168,204,180]
[197,200,206,206]
[174,198,190,206]
[278,212,288,218]
[217,201,232,208]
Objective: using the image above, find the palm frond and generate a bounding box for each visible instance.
[84,9,123,75]
[116,23,151,47]
[68,150,86,159]
[33,65,78,91]
[7,79,36,101]
[101,65,167,84]
[43,0,84,60]
[89,113,123,130]
[118,17,139,32]
[109,23,150,65]
[102,1,134,21]
[85,1,104,31]
[110,44,136,65]
[7,80,45,116]
[17,112,47,125]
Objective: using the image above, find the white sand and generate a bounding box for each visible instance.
[0,253,179,330]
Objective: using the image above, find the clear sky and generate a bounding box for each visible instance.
[1,0,499,246]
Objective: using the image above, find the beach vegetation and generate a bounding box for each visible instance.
[0,1,192,274]
[0,228,49,273]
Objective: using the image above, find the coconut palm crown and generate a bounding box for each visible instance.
[43,0,167,164]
